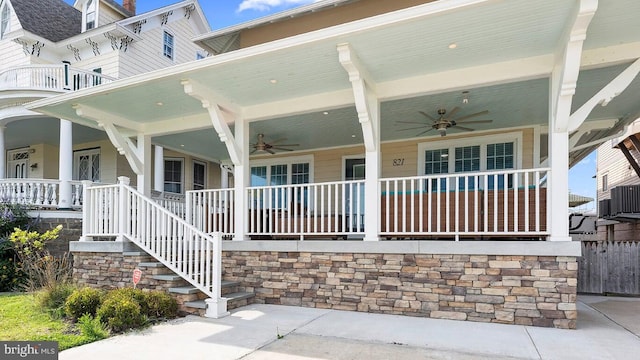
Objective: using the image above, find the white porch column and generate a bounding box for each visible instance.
[234,120,249,241]
[154,145,164,192]
[137,134,152,197]
[0,126,5,179]
[547,130,571,241]
[220,164,230,189]
[58,119,73,209]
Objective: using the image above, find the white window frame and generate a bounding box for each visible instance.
[82,0,98,32]
[163,30,175,61]
[417,132,523,176]
[0,0,10,39]
[73,148,100,182]
[164,158,184,194]
[249,155,314,187]
[602,173,608,192]
[193,160,207,191]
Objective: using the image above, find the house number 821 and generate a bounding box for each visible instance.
[392,158,405,166]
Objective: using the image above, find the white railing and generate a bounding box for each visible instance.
[152,191,186,219]
[186,189,234,236]
[82,178,224,307]
[0,179,84,209]
[380,168,550,238]
[0,64,115,92]
[246,180,365,239]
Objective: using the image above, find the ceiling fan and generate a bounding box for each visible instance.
[397,107,492,137]
[251,133,299,154]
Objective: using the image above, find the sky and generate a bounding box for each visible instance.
[63,0,598,210]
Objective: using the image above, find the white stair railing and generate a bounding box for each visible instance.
[0,179,85,209]
[81,177,228,318]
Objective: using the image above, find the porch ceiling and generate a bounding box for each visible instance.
[27,0,640,164]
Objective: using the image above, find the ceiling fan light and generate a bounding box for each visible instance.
[439,128,447,136]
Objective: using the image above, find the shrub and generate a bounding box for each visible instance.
[97,294,146,333]
[65,287,104,320]
[0,202,30,237]
[144,290,178,320]
[0,240,25,291]
[77,314,109,341]
[35,282,77,318]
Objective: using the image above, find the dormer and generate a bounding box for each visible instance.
[75,0,134,32]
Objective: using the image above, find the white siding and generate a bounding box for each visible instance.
[118,16,205,78]
[98,2,125,26]
[0,3,30,72]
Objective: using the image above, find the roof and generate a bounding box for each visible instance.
[11,0,82,42]
[102,0,134,18]
[569,193,594,208]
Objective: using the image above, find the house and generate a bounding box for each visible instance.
[25,0,640,328]
[596,119,640,240]
[0,0,212,213]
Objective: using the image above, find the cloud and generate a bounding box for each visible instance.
[237,0,320,13]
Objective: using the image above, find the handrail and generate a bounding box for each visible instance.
[0,179,85,208]
[82,178,225,315]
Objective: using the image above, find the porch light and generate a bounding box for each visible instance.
[269,79,278,84]
[448,43,457,49]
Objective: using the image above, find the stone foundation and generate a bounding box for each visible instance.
[29,212,83,258]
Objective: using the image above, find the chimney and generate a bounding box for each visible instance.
[123,0,136,14]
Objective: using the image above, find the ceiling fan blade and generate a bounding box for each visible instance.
[398,126,430,131]
[454,126,476,131]
[453,110,489,122]
[269,138,288,144]
[447,107,460,119]
[272,144,299,147]
[418,111,437,122]
[250,148,258,154]
[266,149,275,154]
[396,120,429,125]
[416,128,435,136]
[272,147,294,151]
[458,120,493,124]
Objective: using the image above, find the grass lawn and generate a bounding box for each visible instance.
[0,292,96,350]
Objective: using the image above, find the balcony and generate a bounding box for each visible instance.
[0,64,115,94]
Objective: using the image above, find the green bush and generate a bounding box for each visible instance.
[0,202,30,237]
[144,290,178,320]
[35,282,77,318]
[97,290,147,332]
[0,240,25,291]
[77,314,109,341]
[65,287,104,320]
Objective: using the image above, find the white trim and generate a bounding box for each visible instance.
[192,159,207,190]
[533,125,541,167]
[73,147,100,181]
[417,132,524,176]
[341,154,365,181]
[0,0,11,40]
[82,0,99,32]
[163,29,176,62]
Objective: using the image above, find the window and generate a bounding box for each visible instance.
[84,0,96,31]
[74,148,100,181]
[250,156,312,209]
[193,161,206,191]
[1,0,10,39]
[163,31,174,60]
[602,174,608,191]
[419,132,521,191]
[164,159,183,193]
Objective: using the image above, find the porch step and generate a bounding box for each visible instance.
[138,262,166,268]
[169,281,238,295]
[152,274,184,282]
[184,292,255,310]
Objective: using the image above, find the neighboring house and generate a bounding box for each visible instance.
[596,120,640,241]
[26,0,640,329]
[0,0,212,210]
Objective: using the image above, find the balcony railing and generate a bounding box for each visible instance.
[0,64,115,92]
[0,179,84,209]
[186,168,550,240]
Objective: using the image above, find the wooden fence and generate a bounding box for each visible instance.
[578,241,640,295]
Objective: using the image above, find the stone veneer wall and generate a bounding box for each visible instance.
[31,216,83,258]
[72,252,164,290]
[222,252,578,329]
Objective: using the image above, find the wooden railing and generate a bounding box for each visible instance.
[0,64,115,92]
[0,179,84,209]
[81,177,226,316]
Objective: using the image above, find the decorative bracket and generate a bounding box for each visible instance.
[182,79,242,165]
[73,104,143,174]
[337,43,379,152]
[568,58,640,132]
[569,118,617,149]
[549,0,598,133]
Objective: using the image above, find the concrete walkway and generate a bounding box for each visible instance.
[60,295,640,360]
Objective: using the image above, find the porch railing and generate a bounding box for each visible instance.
[82,178,224,309]
[0,179,84,209]
[380,168,549,237]
[152,191,186,219]
[185,168,550,240]
[0,64,115,92]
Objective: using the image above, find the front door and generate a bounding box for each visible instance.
[7,149,30,178]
